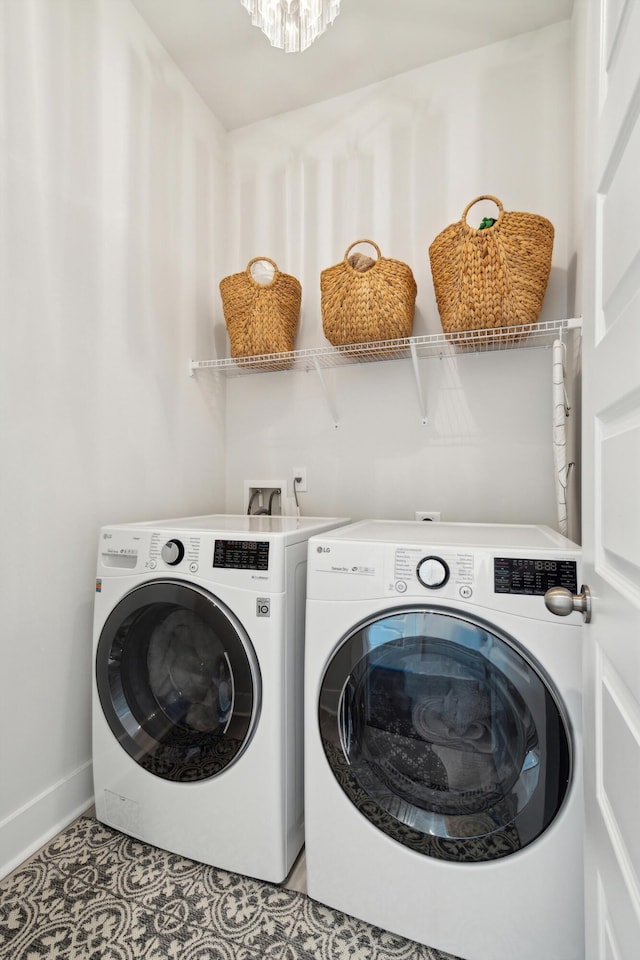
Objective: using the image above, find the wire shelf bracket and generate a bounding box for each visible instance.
[409,340,428,425]
[312,356,340,429]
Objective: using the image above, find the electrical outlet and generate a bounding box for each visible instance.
[415,511,441,521]
[293,467,307,493]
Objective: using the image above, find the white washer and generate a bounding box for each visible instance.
[304,520,584,960]
[92,513,348,883]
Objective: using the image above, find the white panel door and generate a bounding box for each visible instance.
[582,1,640,957]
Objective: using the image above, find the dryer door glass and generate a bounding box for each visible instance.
[96,581,259,782]
[318,608,572,862]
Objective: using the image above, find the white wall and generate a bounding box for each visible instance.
[221,23,577,526]
[0,0,227,876]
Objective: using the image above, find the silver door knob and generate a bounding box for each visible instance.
[544,584,592,623]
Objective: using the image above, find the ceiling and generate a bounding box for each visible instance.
[129,0,574,131]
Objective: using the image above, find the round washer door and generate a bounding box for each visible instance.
[96,580,260,782]
[318,607,572,862]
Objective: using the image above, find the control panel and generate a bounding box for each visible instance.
[99,527,282,587]
[213,539,270,571]
[307,535,581,611]
[494,557,578,596]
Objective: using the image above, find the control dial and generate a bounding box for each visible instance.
[417,555,450,589]
[161,539,185,566]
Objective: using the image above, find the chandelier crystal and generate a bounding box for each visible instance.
[241,0,341,53]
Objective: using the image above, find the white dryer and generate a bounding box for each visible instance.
[304,520,584,960]
[92,513,347,883]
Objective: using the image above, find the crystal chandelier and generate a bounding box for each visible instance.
[241,0,342,53]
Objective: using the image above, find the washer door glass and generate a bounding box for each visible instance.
[96,581,260,782]
[319,608,572,862]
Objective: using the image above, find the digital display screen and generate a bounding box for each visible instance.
[213,539,269,571]
[494,557,577,596]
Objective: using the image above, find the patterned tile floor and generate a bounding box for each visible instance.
[0,817,457,960]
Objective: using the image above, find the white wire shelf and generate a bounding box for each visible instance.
[189,318,582,378]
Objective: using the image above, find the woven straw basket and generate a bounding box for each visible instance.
[219,257,301,361]
[321,240,417,348]
[428,196,554,344]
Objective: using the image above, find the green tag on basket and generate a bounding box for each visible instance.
[478,217,496,230]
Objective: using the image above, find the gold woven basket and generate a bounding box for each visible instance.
[321,240,417,348]
[428,196,554,345]
[219,257,301,361]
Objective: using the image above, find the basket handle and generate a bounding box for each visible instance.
[343,239,382,262]
[461,196,504,227]
[246,257,279,286]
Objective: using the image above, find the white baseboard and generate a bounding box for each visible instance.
[0,761,94,880]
